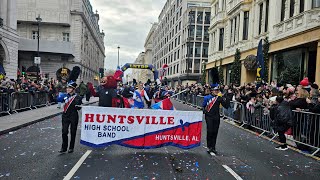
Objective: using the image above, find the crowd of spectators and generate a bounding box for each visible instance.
[175,78,320,114]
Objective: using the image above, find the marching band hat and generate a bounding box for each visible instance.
[67,81,77,89]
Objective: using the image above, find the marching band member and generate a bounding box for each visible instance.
[202,87,231,156]
[133,84,150,109]
[59,67,82,154]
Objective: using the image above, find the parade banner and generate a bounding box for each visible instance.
[80,106,203,149]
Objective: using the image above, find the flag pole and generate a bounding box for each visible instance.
[170,89,188,98]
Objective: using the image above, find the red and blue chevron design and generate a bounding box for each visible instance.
[80,121,202,149]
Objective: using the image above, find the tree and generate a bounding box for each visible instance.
[218,58,224,85]
[263,37,270,82]
[231,48,241,86]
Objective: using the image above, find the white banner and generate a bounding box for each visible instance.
[80,106,203,149]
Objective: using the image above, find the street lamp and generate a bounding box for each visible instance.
[117,46,120,67]
[187,11,193,81]
[36,14,42,80]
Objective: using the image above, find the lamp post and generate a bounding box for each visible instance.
[36,14,42,80]
[187,11,193,82]
[117,46,120,67]
[201,60,206,84]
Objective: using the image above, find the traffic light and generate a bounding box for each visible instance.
[99,68,104,78]
[22,66,26,76]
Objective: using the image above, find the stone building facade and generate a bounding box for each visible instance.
[152,0,211,86]
[17,0,105,83]
[207,0,320,85]
[0,0,19,80]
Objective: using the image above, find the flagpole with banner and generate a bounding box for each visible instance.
[256,39,264,82]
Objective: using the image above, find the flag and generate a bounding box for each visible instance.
[256,39,264,81]
[114,66,123,81]
[122,97,134,108]
[152,98,175,110]
[159,64,169,80]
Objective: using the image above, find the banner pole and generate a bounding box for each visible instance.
[170,89,188,98]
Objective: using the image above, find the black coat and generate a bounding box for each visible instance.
[289,98,309,110]
[270,101,293,132]
[204,95,230,118]
[62,94,82,120]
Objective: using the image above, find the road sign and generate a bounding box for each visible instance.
[34,57,41,64]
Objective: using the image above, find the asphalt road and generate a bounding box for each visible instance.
[0,101,319,180]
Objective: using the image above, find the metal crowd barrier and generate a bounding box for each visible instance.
[32,91,49,108]
[290,110,320,155]
[10,92,32,113]
[0,93,11,115]
[182,95,320,156]
[0,91,50,115]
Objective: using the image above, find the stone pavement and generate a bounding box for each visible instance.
[0,97,99,135]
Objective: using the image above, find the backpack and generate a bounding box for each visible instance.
[276,103,293,126]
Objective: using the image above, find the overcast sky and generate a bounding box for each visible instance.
[90,0,166,72]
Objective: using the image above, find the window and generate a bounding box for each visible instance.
[196,25,202,40]
[204,26,209,41]
[219,28,224,51]
[197,12,203,23]
[259,3,263,34]
[195,43,201,57]
[281,0,286,21]
[312,0,320,8]
[234,16,237,43]
[205,12,210,24]
[194,59,200,73]
[189,12,195,23]
[203,43,209,57]
[300,0,305,13]
[243,11,249,40]
[177,50,180,59]
[32,31,38,39]
[290,0,295,17]
[177,64,179,73]
[63,33,70,42]
[230,19,233,45]
[265,0,269,32]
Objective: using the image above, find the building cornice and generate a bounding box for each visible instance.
[70,10,105,56]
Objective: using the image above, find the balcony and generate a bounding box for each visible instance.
[226,0,243,14]
[211,11,226,27]
[273,9,320,41]
[18,38,75,55]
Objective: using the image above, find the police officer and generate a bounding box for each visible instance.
[202,87,231,156]
[59,81,82,154]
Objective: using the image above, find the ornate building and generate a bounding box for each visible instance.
[17,0,105,83]
[0,0,19,80]
[207,0,320,85]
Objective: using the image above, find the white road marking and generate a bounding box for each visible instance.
[63,150,92,180]
[222,165,243,180]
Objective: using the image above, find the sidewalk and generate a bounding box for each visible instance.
[0,97,99,135]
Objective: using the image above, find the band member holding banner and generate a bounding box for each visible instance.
[59,67,82,154]
[133,84,150,109]
[202,87,231,156]
[88,76,117,107]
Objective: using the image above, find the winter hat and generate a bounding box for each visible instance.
[300,77,310,87]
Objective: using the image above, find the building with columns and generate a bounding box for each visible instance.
[152,0,211,86]
[0,0,19,80]
[207,0,320,85]
[16,0,105,83]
